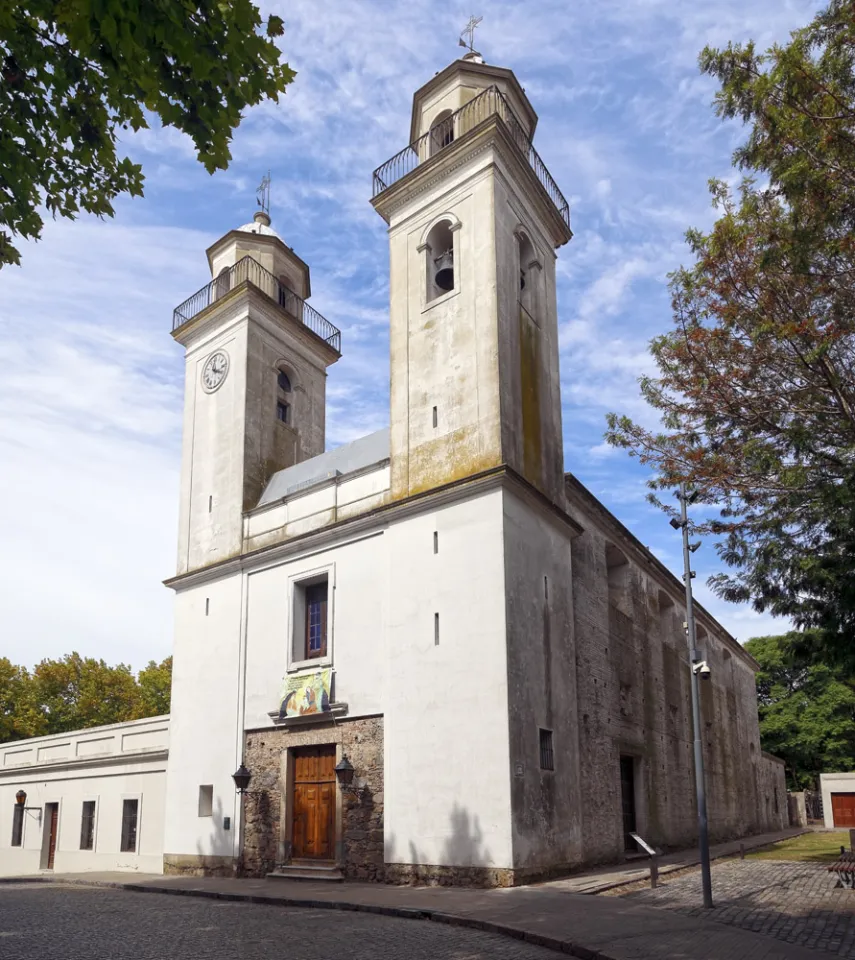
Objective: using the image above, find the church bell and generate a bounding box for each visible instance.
[434,249,454,292]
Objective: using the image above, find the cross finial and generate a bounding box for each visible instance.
[256,171,271,217]
[458,14,483,55]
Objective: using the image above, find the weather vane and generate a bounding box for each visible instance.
[458,14,483,54]
[256,171,271,217]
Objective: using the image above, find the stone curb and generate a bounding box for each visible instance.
[0,875,611,960]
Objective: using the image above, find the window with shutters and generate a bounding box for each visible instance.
[120,798,139,853]
[80,800,96,850]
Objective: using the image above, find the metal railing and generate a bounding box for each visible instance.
[372,86,570,230]
[172,256,342,352]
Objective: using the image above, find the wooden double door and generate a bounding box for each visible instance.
[292,746,336,860]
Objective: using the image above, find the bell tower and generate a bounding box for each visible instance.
[372,55,572,505]
[171,211,341,575]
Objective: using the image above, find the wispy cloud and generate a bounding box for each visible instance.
[0,0,822,666]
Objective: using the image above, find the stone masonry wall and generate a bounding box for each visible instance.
[565,476,785,867]
[242,715,383,880]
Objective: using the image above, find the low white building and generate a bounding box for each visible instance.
[0,717,168,876]
[1,52,787,884]
[820,772,855,830]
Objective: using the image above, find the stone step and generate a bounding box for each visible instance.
[267,864,344,882]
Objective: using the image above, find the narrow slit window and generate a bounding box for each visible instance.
[544,576,549,601]
[434,612,440,646]
[120,798,139,853]
[539,729,554,771]
[80,800,96,850]
[432,406,438,428]
[433,531,439,554]
[205,598,210,616]
[208,495,212,513]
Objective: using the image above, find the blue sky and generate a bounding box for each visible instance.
[0,0,821,670]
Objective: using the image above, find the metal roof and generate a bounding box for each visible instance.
[257,428,390,507]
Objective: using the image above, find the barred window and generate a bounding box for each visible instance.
[539,728,554,771]
[11,805,23,847]
[120,799,139,853]
[80,801,96,851]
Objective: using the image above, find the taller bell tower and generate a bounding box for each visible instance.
[171,212,342,575]
[372,54,572,505]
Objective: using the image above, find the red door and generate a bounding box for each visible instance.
[292,746,336,860]
[831,793,855,827]
[46,804,58,869]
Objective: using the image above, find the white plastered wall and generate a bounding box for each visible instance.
[384,487,513,869]
[162,573,244,861]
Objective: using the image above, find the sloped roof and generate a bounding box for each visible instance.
[257,428,390,507]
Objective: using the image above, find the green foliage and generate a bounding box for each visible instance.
[0,0,295,267]
[606,1,855,661]
[745,632,855,789]
[0,653,172,743]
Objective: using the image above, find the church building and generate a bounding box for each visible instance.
[0,53,787,884]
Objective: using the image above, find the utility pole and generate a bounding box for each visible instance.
[672,483,713,908]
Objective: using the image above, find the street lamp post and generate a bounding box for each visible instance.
[672,483,714,908]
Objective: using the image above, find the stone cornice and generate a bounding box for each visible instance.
[0,749,169,779]
[165,464,581,591]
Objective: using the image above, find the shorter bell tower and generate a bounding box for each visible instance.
[171,211,342,575]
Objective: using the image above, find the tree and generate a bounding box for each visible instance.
[30,653,142,733]
[606,1,855,661]
[0,658,45,742]
[0,1,293,267]
[135,656,172,718]
[745,631,855,789]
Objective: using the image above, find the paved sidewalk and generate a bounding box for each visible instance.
[535,827,809,894]
[2,863,824,960]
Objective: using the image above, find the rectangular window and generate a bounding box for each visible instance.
[120,798,139,853]
[539,729,554,771]
[198,785,213,818]
[11,805,24,847]
[305,581,328,659]
[277,400,290,423]
[80,801,96,850]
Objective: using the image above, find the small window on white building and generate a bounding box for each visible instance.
[425,219,456,303]
[198,785,213,818]
[10,805,23,847]
[120,798,139,853]
[80,800,96,850]
[292,574,330,664]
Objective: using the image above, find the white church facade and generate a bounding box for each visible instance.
[0,55,787,885]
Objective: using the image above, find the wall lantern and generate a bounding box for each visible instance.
[334,754,366,804]
[232,763,252,795]
[15,790,26,806]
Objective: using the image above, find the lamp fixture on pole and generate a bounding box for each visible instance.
[675,482,713,908]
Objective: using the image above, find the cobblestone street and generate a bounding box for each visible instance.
[617,860,855,957]
[0,884,558,960]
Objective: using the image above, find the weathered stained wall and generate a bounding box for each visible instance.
[565,476,787,865]
[502,487,584,877]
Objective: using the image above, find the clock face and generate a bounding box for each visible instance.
[201,350,229,392]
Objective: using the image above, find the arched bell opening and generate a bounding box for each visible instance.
[425,219,456,303]
[517,230,538,319]
[429,109,454,157]
[214,266,230,301]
